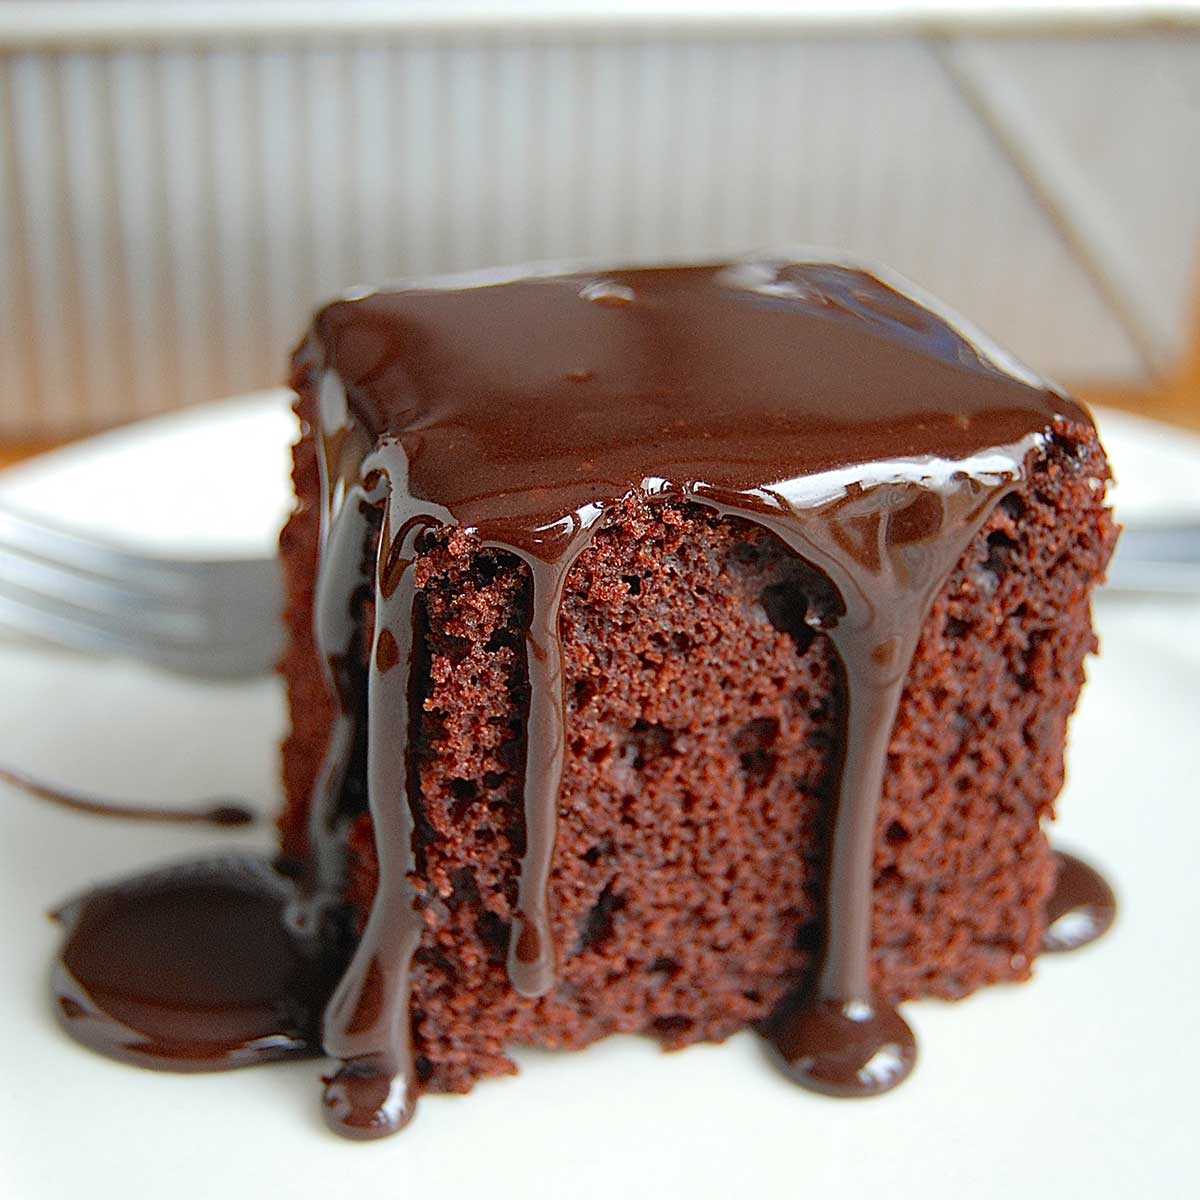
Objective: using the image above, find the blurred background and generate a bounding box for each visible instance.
[1,0,1198,455]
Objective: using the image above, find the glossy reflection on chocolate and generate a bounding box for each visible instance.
[765,995,917,1098]
[52,856,336,1071]
[1042,850,1117,953]
[322,1054,415,1140]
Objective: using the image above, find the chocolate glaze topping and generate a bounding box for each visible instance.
[47,256,1115,1138]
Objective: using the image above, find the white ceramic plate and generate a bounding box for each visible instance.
[1,393,1198,1200]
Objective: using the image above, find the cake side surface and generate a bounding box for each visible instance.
[279,403,331,862]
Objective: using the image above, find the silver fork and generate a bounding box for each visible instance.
[1104,522,1200,596]
[0,500,282,678]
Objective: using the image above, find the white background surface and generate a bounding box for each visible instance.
[0,394,1198,1198]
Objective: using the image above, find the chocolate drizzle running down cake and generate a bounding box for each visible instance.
[48,256,1118,1140]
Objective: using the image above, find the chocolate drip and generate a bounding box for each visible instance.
[745,478,1011,1095]
[321,473,431,1138]
[765,995,916,1097]
[1042,850,1117,953]
[318,448,607,1134]
[1,764,254,827]
[304,481,374,891]
[507,524,604,998]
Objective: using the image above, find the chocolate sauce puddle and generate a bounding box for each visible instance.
[52,856,339,1070]
[44,258,1117,1138]
[2,765,254,827]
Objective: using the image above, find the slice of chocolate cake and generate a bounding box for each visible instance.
[48,254,1117,1142]
[278,258,1117,1136]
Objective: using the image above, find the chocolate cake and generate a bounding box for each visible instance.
[50,256,1117,1141]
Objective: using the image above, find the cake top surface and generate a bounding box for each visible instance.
[297,258,1089,551]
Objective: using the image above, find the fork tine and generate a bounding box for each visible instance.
[0,540,203,621]
[0,502,196,601]
[0,589,181,661]
[0,582,278,675]
[0,573,206,645]
[0,500,284,677]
